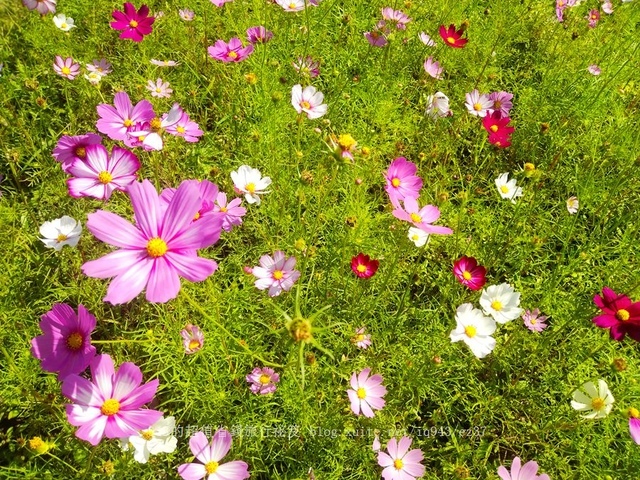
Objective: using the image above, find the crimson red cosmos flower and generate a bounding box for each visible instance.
[439,24,468,48]
[351,253,379,279]
[593,287,640,341]
[453,256,486,291]
[488,132,512,148]
[483,111,514,136]
[110,3,155,42]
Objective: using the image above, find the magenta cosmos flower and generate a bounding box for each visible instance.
[439,24,467,48]
[181,324,204,354]
[291,84,327,119]
[246,367,280,395]
[164,107,204,143]
[110,3,155,42]
[252,251,300,297]
[347,368,386,417]
[67,145,140,200]
[52,133,102,172]
[593,287,640,341]
[82,180,223,304]
[213,192,246,232]
[377,436,425,480]
[384,157,423,208]
[96,91,155,143]
[62,354,162,446]
[364,30,388,47]
[351,253,379,279]
[246,26,273,44]
[629,408,640,445]
[453,256,487,291]
[208,38,254,63]
[392,197,453,235]
[31,303,97,380]
[53,56,80,80]
[178,430,250,480]
[23,0,56,14]
[498,457,550,480]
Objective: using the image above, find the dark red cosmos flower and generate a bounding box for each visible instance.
[439,24,468,48]
[593,287,640,341]
[110,3,155,42]
[351,253,379,279]
[453,256,487,291]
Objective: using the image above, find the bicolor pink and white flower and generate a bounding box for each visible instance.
[52,133,102,172]
[588,64,601,76]
[252,251,300,297]
[53,56,80,80]
[231,165,271,204]
[380,7,411,30]
[377,436,425,480]
[178,430,250,480]
[246,367,280,395]
[96,91,155,143]
[291,84,327,119]
[347,368,386,417]
[629,408,640,445]
[179,9,195,21]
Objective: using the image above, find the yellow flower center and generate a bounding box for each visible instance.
[29,437,44,450]
[391,178,401,188]
[494,100,502,109]
[355,334,365,342]
[300,101,311,110]
[273,270,284,280]
[66,332,83,351]
[123,119,133,127]
[500,185,509,194]
[629,407,640,419]
[259,374,271,384]
[98,171,113,184]
[220,206,228,213]
[129,20,139,28]
[100,399,121,416]
[338,134,356,150]
[146,238,168,258]
[61,23,68,29]
[188,339,201,350]
[140,429,154,441]
[464,325,477,338]
[411,234,420,241]
[530,318,537,324]
[75,146,86,158]
[591,397,605,411]
[193,212,201,221]
[491,300,503,311]
[490,125,499,133]
[227,51,238,59]
[356,387,367,399]
[155,88,162,93]
[524,163,535,172]
[289,2,297,8]
[205,461,219,474]
[150,117,162,131]
[61,67,71,75]
[473,102,482,111]
[616,309,630,321]
[57,233,68,242]
[447,37,456,44]
[245,183,256,193]
[462,271,472,280]
[177,126,186,133]
[591,14,597,20]
[356,264,367,273]
[410,213,422,223]
[394,459,404,470]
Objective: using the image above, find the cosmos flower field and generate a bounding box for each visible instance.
[1,0,640,478]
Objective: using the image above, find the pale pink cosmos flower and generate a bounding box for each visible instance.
[352,327,372,349]
[62,354,163,446]
[81,179,223,304]
[246,26,273,44]
[23,0,56,14]
[364,30,388,47]
[127,103,182,151]
[293,56,320,78]
[377,436,425,480]
[208,38,254,63]
[146,78,172,98]
[381,7,411,30]
[498,457,550,480]
[347,368,386,417]
[588,64,601,75]
[53,56,80,80]
[211,0,233,6]
[602,1,613,14]
[522,308,548,332]
[67,145,140,200]
[181,324,204,354]
[392,197,453,235]
[276,0,306,12]
[291,84,327,119]
[246,367,280,395]
[213,192,246,232]
[419,32,436,46]
[52,133,102,172]
[150,59,180,67]
[177,430,249,480]
[252,251,300,297]
[426,91,452,118]
[179,8,194,21]
[423,57,443,80]
[96,91,155,144]
[556,0,567,22]
[489,91,513,117]
[372,434,381,452]
[384,157,423,208]
[587,9,600,28]
[164,107,204,143]
[465,89,493,117]
[86,58,112,76]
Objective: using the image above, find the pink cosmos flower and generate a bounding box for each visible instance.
[246,26,273,44]
[150,59,179,67]
[364,30,388,47]
[208,38,254,63]
[53,56,80,80]
[31,303,97,380]
[352,327,372,349]
[351,253,379,279]
[160,179,220,223]
[291,84,327,119]
[419,32,436,46]
[384,158,423,207]
[179,8,195,21]
[522,308,548,332]
[52,133,102,172]
[347,368,386,417]
[23,0,56,14]
[62,354,162,446]
[453,256,487,291]
[392,197,453,235]
[146,78,172,98]
[381,7,411,30]
[67,145,140,200]
[177,430,249,480]
[423,57,443,80]
[213,192,246,232]
[488,91,513,117]
[86,58,112,76]
[246,367,280,395]
[498,457,550,480]
[275,0,305,11]
[211,0,233,6]
[372,434,381,452]
[587,9,600,28]
[588,64,601,75]
[181,324,204,354]
[293,56,320,78]
[630,409,640,445]
[110,3,155,42]
[439,24,468,48]
[592,287,640,341]
[602,1,613,14]
[377,436,425,480]
[164,107,204,143]
[556,0,567,22]
[128,104,182,151]
[81,179,223,304]
[96,91,155,144]
[252,251,300,297]
[465,89,493,117]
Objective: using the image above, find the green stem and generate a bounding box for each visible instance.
[91,339,151,344]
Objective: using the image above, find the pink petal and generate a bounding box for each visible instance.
[113,91,133,117]
[210,429,232,462]
[74,414,108,446]
[161,181,202,241]
[112,362,143,401]
[103,257,154,305]
[65,404,102,427]
[189,431,212,463]
[127,180,160,239]
[165,252,217,282]
[178,462,207,480]
[396,436,413,458]
[62,375,103,405]
[115,408,163,432]
[145,258,182,303]
[86,210,147,249]
[82,249,148,279]
[91,354,116,399]
[215,461,250,479]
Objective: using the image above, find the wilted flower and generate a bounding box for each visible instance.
[571,379,614,419]
[246,367,280,395]
[181,324,204,354]
[40,216,82,250]
[293,56,320,78]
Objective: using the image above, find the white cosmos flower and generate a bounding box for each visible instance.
[39,216,82,251]
[571,380,614,419]
[479,283,523,324]
[53,14,76,31]
[231,165,272,204]
[566,196,579,214]
[426,91,452,119]
[84,71,102,85]
[408,227,429,247]
[121,416,178,463]
[495,172,523,204]
[450,303,496,359]
[276,0,306,12]
[128,104,182,151]
[291,84,327,119]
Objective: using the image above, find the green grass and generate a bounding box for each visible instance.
[1,0,640,478]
